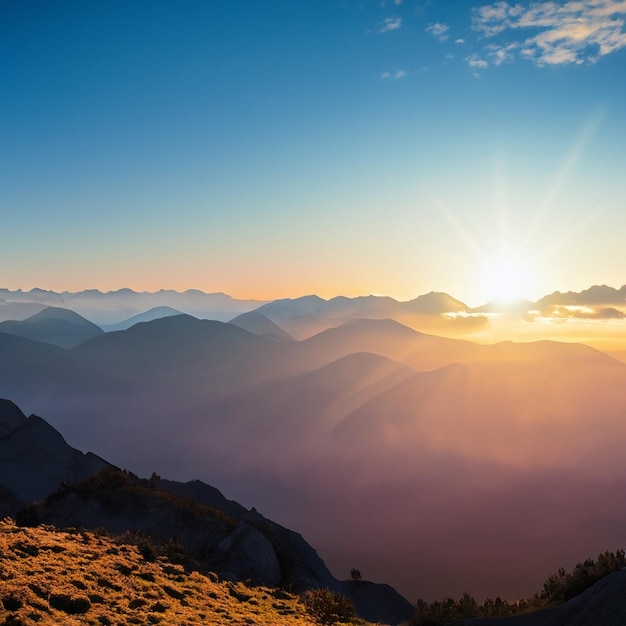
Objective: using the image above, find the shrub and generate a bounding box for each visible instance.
[49,593,91,614]
[302,588,357,625]
[408,548,626,625]
[540,549,626,605]
[14,503,42,528]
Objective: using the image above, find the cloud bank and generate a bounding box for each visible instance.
[471,0,626,67]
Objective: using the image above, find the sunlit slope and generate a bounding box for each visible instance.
[0,520,340,626]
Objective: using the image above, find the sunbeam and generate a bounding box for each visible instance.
[521,109,606,251]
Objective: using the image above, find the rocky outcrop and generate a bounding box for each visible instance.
[159,477,338,591]
[339,579,415,625]
[33,468,336,593]
[0,399,108,506]
[215,521,282,586]
[33,468,283,587]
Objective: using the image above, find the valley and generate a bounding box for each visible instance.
[1,286,626,602]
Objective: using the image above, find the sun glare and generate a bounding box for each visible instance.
[480,254,533,304]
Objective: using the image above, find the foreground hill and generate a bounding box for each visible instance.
[0,518,352,626]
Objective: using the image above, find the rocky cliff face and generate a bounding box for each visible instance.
[158,477,338,591]
[33,467,286,588]
[0,399,108,507]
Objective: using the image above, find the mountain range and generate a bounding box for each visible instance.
[1,287,626,601]
[2,284,625,347]
[0,287,266,325]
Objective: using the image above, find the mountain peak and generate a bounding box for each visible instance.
[0,399,27,437]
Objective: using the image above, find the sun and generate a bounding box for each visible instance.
[479,253,534,304]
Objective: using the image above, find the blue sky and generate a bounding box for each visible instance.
[2,0,625,305]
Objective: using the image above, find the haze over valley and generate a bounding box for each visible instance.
[2,285,626,602]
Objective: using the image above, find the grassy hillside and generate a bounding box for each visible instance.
[0,519,366,626]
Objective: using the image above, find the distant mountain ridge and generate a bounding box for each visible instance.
[0,288,267,325]
[2,284,625,342]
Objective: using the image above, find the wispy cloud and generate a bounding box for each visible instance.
[471,0,626,67]
[426,22,450,41]
[376,17,402,33]
[486,41,519,65]
[381,69,406,79]
[528,304,626,321]
[466,53,489,70]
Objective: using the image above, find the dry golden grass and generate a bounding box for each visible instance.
[0,519,366,626]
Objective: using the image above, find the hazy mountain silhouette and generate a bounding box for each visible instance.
[100,305,183,331]
[0,332,80,411]
[0,288,266,325]
[70,314,291,394]
[404,290,468,314]
[256,295,327,323]
[297,318,480,371]
[0,299,47,321]
[536,284,626,308]
[0,306,103,348]
[3,284,624,342]
[229,309,294,341]
[255,292,473,339]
